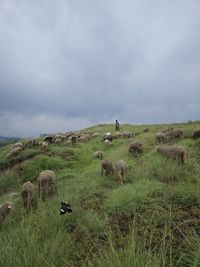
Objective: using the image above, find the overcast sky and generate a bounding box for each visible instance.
[0,0,200,137]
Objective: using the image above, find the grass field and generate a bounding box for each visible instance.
[0,122,200,267]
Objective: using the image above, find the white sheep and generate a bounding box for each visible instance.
[6,147,22,159]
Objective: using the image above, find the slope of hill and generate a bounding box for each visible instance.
[0,123,200,267]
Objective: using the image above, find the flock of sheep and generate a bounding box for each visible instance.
[0,169,58,224]
[1,126,200,225]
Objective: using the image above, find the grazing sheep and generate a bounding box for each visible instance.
[79,136,87,142]
[24,138,38,148]
[55,138,62,144]
[68,135,77,144]
[24,139,33,148]
[79,134,91,142]
[74,131,81,138]
[122,131,134,138]
[41,142,48,152]
[104,139,113,146]
[161,127,174,134]
[12,142,24,149]
[44,135,53,143]
[91,132,100,139]
[66,139,72,146]
[166,128,184,139]
[155,132,168,144]
[60,201,72,215]
[192,129,200,139]
[94,151,104,160]
[156,145,186,164]
[143,128,150,133]
[37,170,58,200]
[71,135,77,143]
[102,133,113,142]
[104,132,111,137]
[0,202,13,224]
[21,181,34,209]
[101,159,114,176]
[114,132,123,139]
[54,134,66,141]
[84,134,91,141]
[6,147,22,159]
[63,132,73,138]
[31,139,38,147]
[129,141,144,154]
[115,160,128,184]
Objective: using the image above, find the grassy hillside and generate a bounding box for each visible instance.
[0,122,200,267]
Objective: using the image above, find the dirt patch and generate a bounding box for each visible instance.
[172,205,200,233]
[109,214,133,235]
[158,175,182,184]
[81,192,105,211]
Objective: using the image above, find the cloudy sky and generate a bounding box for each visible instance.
[0,0,200,137]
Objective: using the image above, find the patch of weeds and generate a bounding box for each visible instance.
[81,191,105,211]
[0,148,41,172]
[0,170,21,196]
[105,180,162,216]
[22,155,66,182]
[158,175,181,184]
[166,192,199,207]
[50,147,77,160]
[81,210,107,237]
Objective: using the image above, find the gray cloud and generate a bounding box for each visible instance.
[0,0,200,136]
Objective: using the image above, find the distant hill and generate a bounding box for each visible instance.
[0,136,21,147]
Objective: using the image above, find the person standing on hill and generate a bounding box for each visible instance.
[115,120,120,131]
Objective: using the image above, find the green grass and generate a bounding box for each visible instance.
[85,230,162,267]
[0,122,200,267]
[0,169,21,196]
[105,180,162,216]
[21,155,68,183]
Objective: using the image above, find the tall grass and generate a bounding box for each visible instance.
[85,227,163,267]
[105,180,162,216]
[0,123,200,267]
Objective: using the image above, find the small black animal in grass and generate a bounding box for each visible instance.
[60,201,72,215]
